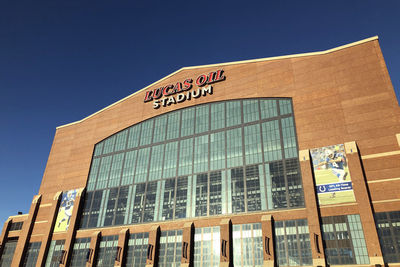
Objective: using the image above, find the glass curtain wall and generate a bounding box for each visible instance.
[158,230,182,267]
[70,238,91,267]
[0,239,18,267]
[274,219,312,266]
[96,235,118,267]
[374,211,400,263]
[233,223,263,267]
[80,98,304,229]
[22,242,41,267]
[44,240,65,267]
[321,215,369,265]
[125,233,149,267]
[193,227,220,267]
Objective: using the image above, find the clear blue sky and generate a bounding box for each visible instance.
[1,0,399,224]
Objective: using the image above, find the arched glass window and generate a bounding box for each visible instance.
[79,98,304,229]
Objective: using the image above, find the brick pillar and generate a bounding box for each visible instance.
[61,187,85,267]
[261,215,275,267]
[0,219,12,257]
[11,194,42,267]
[35,191,62,267]
[299,149,326,267]
[181,222,194,267]
[220,219,232,267]
[114,229,128,267]
[344,141,384,266]
[145,225,160,267]
[86,231,100,267]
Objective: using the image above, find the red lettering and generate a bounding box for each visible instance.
[208,71,216,83]
[174,82,183,93]
[214,69,226,82]
[144,90,153,102]
[196,74,208,87]
[153,87,163,99]
[163,85,175,96]
[183,79,193,91]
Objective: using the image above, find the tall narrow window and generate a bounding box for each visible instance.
[158,230,183,267]
[375,211,400,263]
[126,233,149,267]
[321,215,369,265]
[194,227,220,267]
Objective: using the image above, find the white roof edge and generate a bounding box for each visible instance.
[56,36,379,130]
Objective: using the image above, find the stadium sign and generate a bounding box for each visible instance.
[144,69,226,109]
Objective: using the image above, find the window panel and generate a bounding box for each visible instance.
[226,101,241,127]
[127,124,141,149]
[22,242,41,267]
[103,136,116,154]
[211,102,225,130]
[148,144,165,181]
[134,148,151,183]
[121,151,137,186]
[114,129,128,152]
[209,171,222,216]
[262,120,282,162]
[178,138,193,176]
[279,99,292,115]
[244,124,263,165]
[153,115,167,143]
[194,227,220,267]
[274,219,312,266]
[181,108,195,137]
[163,141,178,178]
[158,230,183,267]
[260,99,278,119]
[375,211,400,263]
[243,99,260,123]
[96,235,118,267]
[321,215,369,265]
[70,238,90,267]
[126,233,149,267]
[44,239,65,267]
[230,168,245,213]
[0,239,17,267]
[194,135,208,173]
[233,223,263,267]
[227,128,243,168]
[166,111,181,140]
[210,132,226,170]
[195,174,208,217]
[139,119,154,146]
[108,153,124,188]
[195,105,209,134]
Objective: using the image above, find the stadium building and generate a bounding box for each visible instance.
[1,36,400,267]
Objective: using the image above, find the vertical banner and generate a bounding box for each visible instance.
[53,189,77,232]
[310,144,356,205]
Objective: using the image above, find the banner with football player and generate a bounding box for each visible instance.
[310,144,356,205]
[53,189,77,232]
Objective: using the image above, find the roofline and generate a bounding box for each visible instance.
[57,36,379,129]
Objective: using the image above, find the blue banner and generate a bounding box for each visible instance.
[316,182,353,194]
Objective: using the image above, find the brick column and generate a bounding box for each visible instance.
[181,222,194,267]
[11,194,42,267]
[220,219,232,267]
[261,215,275,267]
[86,231,100,267]
[36,191,62,267]
[344,141,384,266]
[299,149,326,267]
[61,187,85,267]
[145,225,160,267]
[0,219,12,257]
[114,229,128,267]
